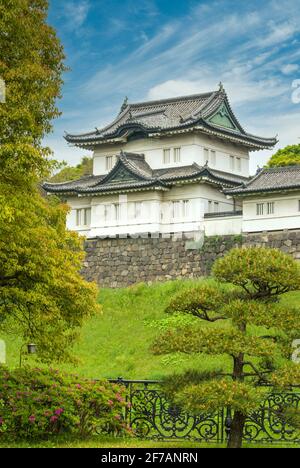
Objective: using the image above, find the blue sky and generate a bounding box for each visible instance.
[47,0,300,173]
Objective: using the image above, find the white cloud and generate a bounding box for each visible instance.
[281,63,299,75]
[147,80,214,100]
[50,0,300,168]
[63,0,90,29]
[257,21,298,47]
[250,111,300,173]
[147,76,287,106]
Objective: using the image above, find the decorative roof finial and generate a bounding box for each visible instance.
[204,160,209,167]
[218,82,225,93]
[120,96,128,114]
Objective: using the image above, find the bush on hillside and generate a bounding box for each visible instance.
[0,366,130,440]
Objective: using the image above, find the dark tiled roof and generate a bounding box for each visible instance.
[64,86,277,150]
[43,152,247,196]
[226,165,300,196]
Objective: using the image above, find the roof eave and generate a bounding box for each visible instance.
[226,186,300,197]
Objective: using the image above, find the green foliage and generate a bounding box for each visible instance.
[212,247,300,299]
[152,325,278,358]
[50,156,93,183]
[165,284,228,321]
[0,366,130,440]
[0,192,101,362]
[152,247,300,447]
[267,144,300,168]
[162,369,224,396]
[175,380,263,414]
[0,0,100,361]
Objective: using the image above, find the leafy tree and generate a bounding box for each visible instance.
[0,0,100,362]
[50,156,93,183]
[267,144,300,168]
[152,248,300,448]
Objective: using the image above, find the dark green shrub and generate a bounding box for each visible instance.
[0,366,131,440]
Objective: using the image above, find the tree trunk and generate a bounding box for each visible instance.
[227,411,246,448]
[227,344,246,448]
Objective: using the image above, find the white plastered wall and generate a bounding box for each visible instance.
[242,192,300,233]
[93,133,250,178]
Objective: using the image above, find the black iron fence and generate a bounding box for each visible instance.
[109,379,300,445]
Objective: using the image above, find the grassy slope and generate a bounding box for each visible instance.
[1,279,300,380]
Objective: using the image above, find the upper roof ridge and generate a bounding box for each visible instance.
[128,90,216,108]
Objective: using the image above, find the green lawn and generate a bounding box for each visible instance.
[1,279,300,380]
[1,280,300,449]
[0,435,297,448]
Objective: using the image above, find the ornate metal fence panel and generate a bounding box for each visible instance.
[110,379,300,445]
[243,392,300,444]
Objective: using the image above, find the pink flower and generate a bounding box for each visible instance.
[54,408,64,416]
[75,384,81,389]
[50,415,58,423]
[29,415,36,423]
[0,418,4,425]
[114,414,121,420]
[116,393,124,402]
[107,400,114,407]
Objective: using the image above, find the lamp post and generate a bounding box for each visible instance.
[19,343,37,367]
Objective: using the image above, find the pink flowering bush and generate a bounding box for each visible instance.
[0,366,131,440]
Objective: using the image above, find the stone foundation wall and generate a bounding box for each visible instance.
[82,230,300,288]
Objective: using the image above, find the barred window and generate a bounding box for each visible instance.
[106,155,114,171]
[134,202,142,219]
[210,150,216,166]
[113,203,120,221]
[267,202,274,215]
[76,209,81,226]
[76,208,91,226]
[163,149,171,164]
[172,201,181,218]
[104,205,111,222]
[256,203,264,216]
[174,147,181,163]
[182,200,190,217]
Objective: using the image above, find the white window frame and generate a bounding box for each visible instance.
[106,155,114,171]
[172,201,181,219]
[133,201,142,220]
[76,209,82,227]
[182,200,190,218]
[267,202,274,215]
[163,148,171,164]
[174,147,181,163]
[210,150,216,166]
[75,208,91,227]
[104,204,111,222]
[256,203,264,216]
[113,203,120,222]
[204,148,209,164]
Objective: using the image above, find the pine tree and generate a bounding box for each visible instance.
[152,247,300,448]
